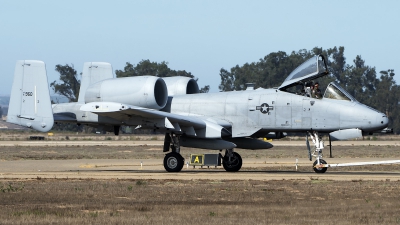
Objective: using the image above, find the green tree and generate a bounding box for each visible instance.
[219,50,314,91]
[199,85,210,93]
[218,68,235,91]
[115,59,210,91]
[371,69,399,132]
[115,60,194,78]
[218,46,366,93]
[326,46,347,84]
[341,56,377,105]
[50,64,80,102]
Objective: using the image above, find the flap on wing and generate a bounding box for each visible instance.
[231,124,261,138]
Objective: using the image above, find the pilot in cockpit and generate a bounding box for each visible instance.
[312,82,322,99]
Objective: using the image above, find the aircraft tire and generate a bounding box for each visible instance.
[114,126,120,136]
[222,152,242,172]
[164,152,184,172]
[313,159,328,173]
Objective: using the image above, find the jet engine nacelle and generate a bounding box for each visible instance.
[329,128,362,141]
[85,76,168,110]
[162,76,199,96]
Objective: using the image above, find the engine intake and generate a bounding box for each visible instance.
[84,76,168,109]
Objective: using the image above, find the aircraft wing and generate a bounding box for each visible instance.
[80,102,231,139]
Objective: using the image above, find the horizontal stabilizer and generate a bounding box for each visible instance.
[7,60,54,132]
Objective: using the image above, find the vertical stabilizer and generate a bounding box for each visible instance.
[78,62,113,103]
[7,60,54,132]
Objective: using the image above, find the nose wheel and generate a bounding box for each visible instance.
[313,159,327,173]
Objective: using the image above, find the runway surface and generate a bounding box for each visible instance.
[1,140,400,181]
[1,157,400,181]
[0,140,399,147]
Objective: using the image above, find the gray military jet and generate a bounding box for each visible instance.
[7,55,388,173]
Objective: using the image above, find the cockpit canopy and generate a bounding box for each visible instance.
[279,55,328,90]
[323,82,356,102]
[279,55,358,102]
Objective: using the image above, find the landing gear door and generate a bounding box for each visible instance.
[258,94,276,128]
[275,94,292,128]
[291,95,313,129]
[247,94,260,126]
[302,97,312,129]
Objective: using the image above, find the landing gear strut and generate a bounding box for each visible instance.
[307,131,328,173]
[163,133,184,172]
[222,149,242,172]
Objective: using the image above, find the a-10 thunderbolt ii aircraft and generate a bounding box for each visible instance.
[7,55,389,173]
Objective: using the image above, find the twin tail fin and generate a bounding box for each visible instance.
[7,60,54,132]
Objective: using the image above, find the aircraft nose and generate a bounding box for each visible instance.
[349,104,388,132]
[380,114,389,127]
[372,112,388,131]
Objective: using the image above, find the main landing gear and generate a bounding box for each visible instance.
[163,134,184,172]
[162,133,243,172]
[164,152,184,172]
[222,149,242,172]
[307,131,328,173]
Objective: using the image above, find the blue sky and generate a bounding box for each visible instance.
[1,0,399,95]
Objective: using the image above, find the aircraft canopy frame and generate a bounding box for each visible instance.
[323,82,357,102]
[279,55,329,90]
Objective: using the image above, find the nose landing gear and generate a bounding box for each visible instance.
[307,131,328,173]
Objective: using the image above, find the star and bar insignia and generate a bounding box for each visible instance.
[256,103,274,114]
